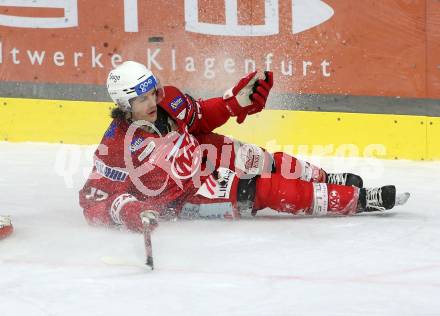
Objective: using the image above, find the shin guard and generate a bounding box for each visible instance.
[254,173,359,215]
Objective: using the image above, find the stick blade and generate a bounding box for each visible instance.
[146,256,154,270]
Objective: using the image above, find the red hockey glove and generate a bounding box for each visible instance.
[223,71,274,124]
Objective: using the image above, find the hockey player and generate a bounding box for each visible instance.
[0,216,13,239]
[79,61,410,232]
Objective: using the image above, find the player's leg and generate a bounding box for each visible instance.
[195,133,363,188]
[271,151,363,187]
[253,173,409,216]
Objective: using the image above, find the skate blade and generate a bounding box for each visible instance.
[396,192,410,206]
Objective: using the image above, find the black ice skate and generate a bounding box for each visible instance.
[326,173,364,188]
[357,185,410,213]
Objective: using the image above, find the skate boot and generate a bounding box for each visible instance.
[326,173,363,188]
[0,216,13,240]
[357,185,410,213]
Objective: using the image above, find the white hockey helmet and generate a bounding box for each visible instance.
[106,61,163,112]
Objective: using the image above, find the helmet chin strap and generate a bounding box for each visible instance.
[127,107,171,135]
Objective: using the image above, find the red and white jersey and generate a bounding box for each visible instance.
[79,85,241,227]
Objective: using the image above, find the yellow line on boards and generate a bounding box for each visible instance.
[0,97,438,160]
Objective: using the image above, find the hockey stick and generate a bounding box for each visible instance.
[141,211,158,270]
[142,218,154,270]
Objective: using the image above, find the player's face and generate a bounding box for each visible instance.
[130,89,158,122]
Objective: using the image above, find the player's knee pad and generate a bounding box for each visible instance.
[271,152,326,182]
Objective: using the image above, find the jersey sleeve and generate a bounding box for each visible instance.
[79,151,131,227]
[159,86,233,134]
[79,154,170,231]
[184,95,233,134]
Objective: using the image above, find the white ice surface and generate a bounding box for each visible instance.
[1,142,439,316]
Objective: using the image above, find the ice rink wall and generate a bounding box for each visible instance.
[0,0,439,160]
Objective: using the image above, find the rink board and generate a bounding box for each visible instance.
[0,96,439,161]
